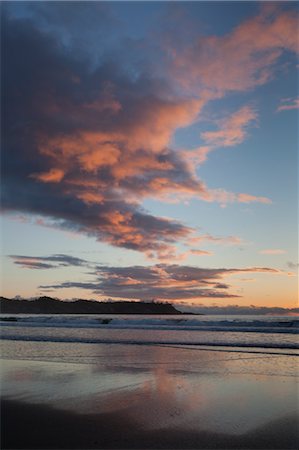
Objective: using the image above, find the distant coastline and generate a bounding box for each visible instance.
[0,296,184,315]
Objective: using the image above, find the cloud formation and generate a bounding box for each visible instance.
[276,97,299,112]
[40,264,287,301]
[200,106,257,159]
[9,254,89,270]
[170,6,298,95]
[1,4,296,258]
[1,10,202,259]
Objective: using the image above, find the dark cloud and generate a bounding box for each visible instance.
[28,1,120,57]
[1,5,275,260]
[9,254,89,270]
[15,261,54,270]
[1,8,204,259]
[40,264,284,301]
[287,262,299,270]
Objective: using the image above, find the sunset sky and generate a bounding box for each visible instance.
[1,1,298,310]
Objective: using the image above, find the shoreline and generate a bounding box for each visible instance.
[1,341,298,449]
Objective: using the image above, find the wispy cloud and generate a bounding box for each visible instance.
[201,106,257,153]
[189,234,244,246]
[32,168,65,183]
[9,254,89,270]
[182,106,258,166]
[259,249,287,255]
[201,190,271,206]
[277,97,299,112]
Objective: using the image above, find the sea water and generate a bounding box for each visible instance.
[1,314,298,357]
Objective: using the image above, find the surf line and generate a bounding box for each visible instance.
[158,343,299,357]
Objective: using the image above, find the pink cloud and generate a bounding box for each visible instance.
[181,105,258,169]
[259,249,287,255]
[170,8,298,95]
[32,101,269,216]
[9,254,88,270]
[150,248,213,263]
[181,146,212,166]
[33,97,205,206]
[276,97,299,112]
[32,168,65,183]
[202,189,272,206]
[189,234,243,246]
[76,192,105,205]
[237,193,272,204]
[201,106,257,148]
[189,249,213,256]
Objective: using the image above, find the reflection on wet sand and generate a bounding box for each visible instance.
[1,342,298,441]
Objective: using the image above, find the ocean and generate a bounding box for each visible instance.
[1,314,298,357]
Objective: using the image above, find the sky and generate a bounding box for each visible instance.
[0,1,298,311]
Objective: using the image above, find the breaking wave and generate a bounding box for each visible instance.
[0,315,298,334]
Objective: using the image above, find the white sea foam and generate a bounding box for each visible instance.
[1,314,298,352]
[0,315,298,333]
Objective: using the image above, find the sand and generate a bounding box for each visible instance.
[2,399,298,449]
[1,342,298,449]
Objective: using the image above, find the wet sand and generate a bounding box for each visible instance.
[1,342,298,449]
[2,399,298,449]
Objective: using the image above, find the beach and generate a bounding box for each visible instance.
[2,1,298,448]
[1,335,298,449]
